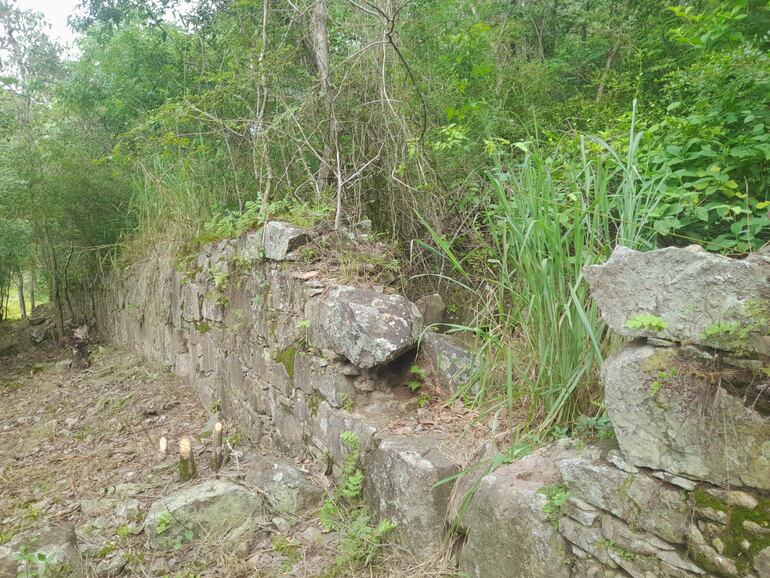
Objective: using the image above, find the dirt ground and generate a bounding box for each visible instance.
[0,320,456,578]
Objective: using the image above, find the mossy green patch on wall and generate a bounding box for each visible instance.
[692,488,770,574]
[275,344,297,381]
[625,313,668,332]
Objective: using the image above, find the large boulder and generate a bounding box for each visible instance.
[144,480,267,549]
[455,446,571,578]
[305,286,423,368]
[364,435,460,554]
[263,221,311,261]
[603,343,770,490]
[584,245,770,355]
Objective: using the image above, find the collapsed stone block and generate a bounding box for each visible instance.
[454,446,571,578]
[419,331,475,394]
[263,221,311,261]
[365,435,460,554]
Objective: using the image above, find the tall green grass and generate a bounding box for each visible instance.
[422,115,660,438]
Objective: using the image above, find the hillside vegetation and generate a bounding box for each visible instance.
[1,0,768,438]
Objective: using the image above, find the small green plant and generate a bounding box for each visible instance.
[417,394,430,408]
[317,432,396,571]
[538,484,569,528]
[625,313,668,332]
[572,412,615,441]
[703,321,740,339]
[407,364,427,392]
[295,319,311,330]
[339,393,353,412]
[155,512,172,535]
[650,368,678,395]
[14,545,61,578]
[198,201,262,243]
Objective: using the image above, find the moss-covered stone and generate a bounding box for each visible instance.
[275,344,297,381]
[692,488,770,574]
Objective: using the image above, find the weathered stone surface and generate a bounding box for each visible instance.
[144,480,266,549]
[294,352,355,408]
[603,343,770,490]
[755,546,770,577]
[365,435,460,554]
[584,245,770,354]
[306,286,422,368]
[420,332,475,394]
[687,524,739,577]
[560,516,616,567]
[309,401,380,465]
[556,449,689,544]
[0,526,83,577]
[456,448,571,578]
[263,221,310,261]
[246,456,323,515]
[414,293,447,327]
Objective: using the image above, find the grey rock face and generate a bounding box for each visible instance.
[144,480,266,549]
[246,456,323,515]
[584,245,770,354]
[263,221,310,261]
[420,332,475,394]
[294,353,355,408]
[365,435,460,554]
[306,286,423,368]
[457,448,570,578]
[556,449,689,544]
[755,546,770,577]
[414,293,447,327]
[603,343,770,490]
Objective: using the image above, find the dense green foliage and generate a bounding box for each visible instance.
[1,0,768,432]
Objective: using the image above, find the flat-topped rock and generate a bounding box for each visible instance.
[584,245,770,355]
[306,286,422,368]
[263,221,311,261]
[0,526,83,577]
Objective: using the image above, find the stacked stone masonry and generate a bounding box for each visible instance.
[94,228,770,577]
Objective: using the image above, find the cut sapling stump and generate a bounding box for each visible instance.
[159,436,168,457]
[211,422,224,471]
[177,437,197,481]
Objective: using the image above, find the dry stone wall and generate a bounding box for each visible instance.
[94,231,770,577]
[94,225,472,557]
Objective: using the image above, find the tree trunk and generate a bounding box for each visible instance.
[30,269,36,311]
[17,270,26,319]
[63,242,75,322]
[310,0,339,213]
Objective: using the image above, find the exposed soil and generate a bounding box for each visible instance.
[0,321,456,577]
